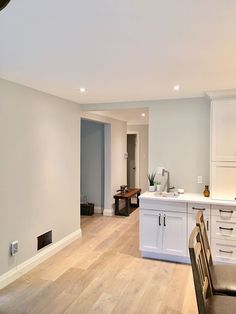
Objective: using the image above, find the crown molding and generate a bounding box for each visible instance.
[205,89,236,100]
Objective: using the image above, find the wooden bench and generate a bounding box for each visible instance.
[114,188,141,216]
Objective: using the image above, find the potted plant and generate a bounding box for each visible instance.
[147,172,156,192]
[155,181,161,192]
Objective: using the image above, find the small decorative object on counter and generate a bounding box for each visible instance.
[147,171,156,192]
[156,181,161,192]
[203,185,210,197]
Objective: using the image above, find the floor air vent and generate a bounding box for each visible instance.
[37,230,52,250]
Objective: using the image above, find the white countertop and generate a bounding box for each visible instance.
[139,191,236,207]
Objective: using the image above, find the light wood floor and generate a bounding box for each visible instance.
[0,209,197,314]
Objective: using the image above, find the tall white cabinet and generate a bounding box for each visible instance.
[211,98,236,162]
[210,94,236,201]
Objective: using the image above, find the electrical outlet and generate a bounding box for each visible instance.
[197,176,203,184]
[10,240,18,256]
[157,167,164,175]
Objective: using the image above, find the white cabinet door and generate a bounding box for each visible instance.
[140,210,162,253]
[162,212,187,257]
[211,99,236,162]
[211,162,236,200]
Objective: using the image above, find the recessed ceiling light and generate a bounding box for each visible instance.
[173,85,180,91]
[79,87,86,93]
[141,113,146,117]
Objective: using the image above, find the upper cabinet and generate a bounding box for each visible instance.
[211,162,236,201]
[210,91,236,200]
[211,98,236,162]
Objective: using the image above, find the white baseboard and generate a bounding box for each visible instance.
[0,228,82,290]
[103,208,114,216]
[141,251,190,264]
[94,206,102,214]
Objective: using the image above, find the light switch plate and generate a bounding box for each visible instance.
[197,176,203,184]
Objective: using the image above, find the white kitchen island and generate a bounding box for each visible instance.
[139,192,236,264]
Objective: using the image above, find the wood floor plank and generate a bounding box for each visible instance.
[0,209,197,314]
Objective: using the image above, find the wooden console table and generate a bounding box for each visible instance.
[114,188,141,216]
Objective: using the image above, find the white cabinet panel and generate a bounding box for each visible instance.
[162,212,187,257]
[140,210,162,253]
[211,99,236,162]
[187,202,210,215]
[211,205,236,220]
[212,239,236,263]
[140,206,187,261]
[140,199,187,213]
[211,162,236,200]
[212,219,236,240]
[188,213,210,239]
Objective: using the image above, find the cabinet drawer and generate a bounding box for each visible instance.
[212,239,236,263]
[211,205,236,221]
[187,203,210,215]
[212,216,236,240]
[188,213,210,238]
[140,200,187,213]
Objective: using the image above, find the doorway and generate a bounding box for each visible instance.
[127,132,139,188]
[80,119,105,213]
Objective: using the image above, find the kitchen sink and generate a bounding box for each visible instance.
[154,191,179,198]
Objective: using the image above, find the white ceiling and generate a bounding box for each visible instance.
[0,1,236,104]
[91,108,149,125]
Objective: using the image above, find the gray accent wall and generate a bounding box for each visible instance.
[149,98,210,193]
[0,79,81,276]
[81,119,104,209]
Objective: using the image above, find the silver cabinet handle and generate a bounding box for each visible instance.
[219,209,233,214]
[219,227,233,231]
[158,214,161,226]
[219,249,233,254]
[164,214,166,227]
[192,207,205,211]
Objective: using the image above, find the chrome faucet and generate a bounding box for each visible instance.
[162,169,175,192]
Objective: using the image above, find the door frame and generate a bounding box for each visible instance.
[127,131,140,188]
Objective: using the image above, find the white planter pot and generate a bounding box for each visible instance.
[156,184,161,192]
[148,185,156,192]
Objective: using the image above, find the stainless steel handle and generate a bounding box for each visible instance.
[219,249,233,254]
[192,207,205,211]
[164,215,166,227]
[219,209,233,214]
[158,214,161,226]
[219,227,233,231]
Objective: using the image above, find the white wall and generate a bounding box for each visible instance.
[81,97,210,193]
[127,124,148,193]
[0,79,81,276]
[81,119,104,210]
[81,111,127,213]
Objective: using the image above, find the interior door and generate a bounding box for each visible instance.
[127,134,136,188]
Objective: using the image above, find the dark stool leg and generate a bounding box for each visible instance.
[125,198,130,216]
[137,192,140,207]
[115,198,119,215]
